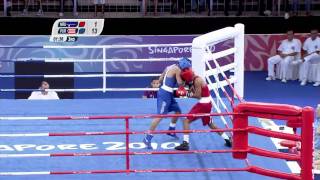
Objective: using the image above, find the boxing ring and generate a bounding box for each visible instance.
[0,24,314,180]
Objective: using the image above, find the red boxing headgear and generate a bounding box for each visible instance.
[181,68,194,83]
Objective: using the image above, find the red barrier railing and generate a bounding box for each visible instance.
[233,102,314,180]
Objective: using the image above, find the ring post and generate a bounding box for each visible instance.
[234,23,245,99]
[232,106,248,159]
[300,107,314,180]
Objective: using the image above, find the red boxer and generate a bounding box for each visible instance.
[175,68,232,151]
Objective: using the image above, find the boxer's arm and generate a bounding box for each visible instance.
[190,79,202,99]
[175,68,184,86]
[158,69,166,84]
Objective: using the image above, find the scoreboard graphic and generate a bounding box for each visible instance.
[50,19,104,42]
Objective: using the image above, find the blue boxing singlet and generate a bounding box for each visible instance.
[157,65,181,114]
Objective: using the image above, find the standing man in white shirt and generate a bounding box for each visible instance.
[266,30,301,83]
[300,29,320,86]
[28,81,59,100]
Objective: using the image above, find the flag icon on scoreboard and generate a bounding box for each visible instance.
[67,28,77,34]
[78,28,86,34]
[79,22,86,27]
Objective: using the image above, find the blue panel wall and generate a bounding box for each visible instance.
[0,76,14,99]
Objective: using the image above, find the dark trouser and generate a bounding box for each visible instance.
[284,0,290,12]
[171,0,185,13]
[60,0,78,13]
[24,0,41,10]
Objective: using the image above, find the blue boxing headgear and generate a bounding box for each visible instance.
[178,57,191,70]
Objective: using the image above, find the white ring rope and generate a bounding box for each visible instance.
[3,57,187,63]
[0,117,48,120]
[205,63,236,77]
[0,74,161,78]
[0,172,50,175]
[0,88,160,92]
[0,154,50,158]
[0,133,49,137]
[43,43,192,49]
[205,72,231,115]
[205,67,231,127]
[205,60,231,96]
[208,47,237,60]
[0,43,192,50]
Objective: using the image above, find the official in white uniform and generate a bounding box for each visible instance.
[266,30,301,83]
[300,29,320,86]
[28,81,59,100]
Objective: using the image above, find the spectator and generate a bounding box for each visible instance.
[93,0,105,17]
[28,81,59,100]
[6,0,12,16]
[59,0,79,17]
[142,0,158,16]
[22,0,43,16]
[207,0,213,16]
[142,78,160,98]
[191,0,205,13]
[259,0,272,16]
[299,29,320,86]
[292,0,312,16]
[266,30,301,83]
[284,0,290,19]
[224,0,243,16]
[171,0,185,14]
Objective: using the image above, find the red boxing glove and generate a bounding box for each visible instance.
[175,86,187,97]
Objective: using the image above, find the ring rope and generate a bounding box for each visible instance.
[207,94,232,132]
[0,74,161,78]
[0,147,299,161]
[204,57,237,137]
[205,47,244,102]
[0,112,239,120]
[0,125,301,142]
[205,58,234,107]
[205,68,236,137]
[0,147,299,162]
[0,43,192,49]
[0,88,160,92]
[0,128,237,137]
[205,61,234,104]
[0,167,251,176]
[208,47,237,60]
[207,77,237,90]
[205,63,236,77]
[0,149,239,158]
[0,57,187,63]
